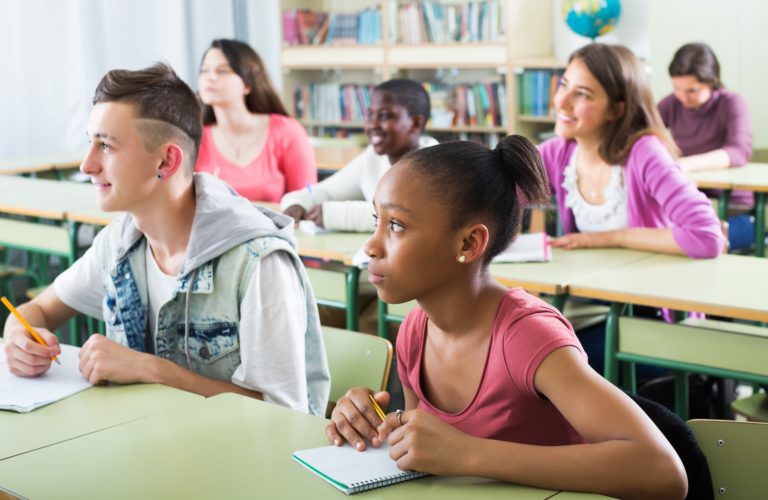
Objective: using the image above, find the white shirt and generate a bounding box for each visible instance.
[145,244,178,337]
[562,147,628,233]
[280,136,439,232]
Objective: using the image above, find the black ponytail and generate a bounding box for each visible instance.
[403,135,550,265]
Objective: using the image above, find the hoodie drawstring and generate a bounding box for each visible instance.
[184,268,198,367]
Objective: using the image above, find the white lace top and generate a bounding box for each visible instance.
[562,147,628,233]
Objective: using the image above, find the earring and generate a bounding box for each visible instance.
[457,254,466,263]
[157,174,163,181]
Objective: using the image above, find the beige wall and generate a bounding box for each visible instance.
[648,0,768,149]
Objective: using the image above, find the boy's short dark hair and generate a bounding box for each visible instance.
[92,62,203,170]
[375,79,431,132]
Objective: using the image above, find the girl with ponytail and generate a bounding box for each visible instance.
[325,136,687,499]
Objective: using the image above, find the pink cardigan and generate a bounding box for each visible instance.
[539,135,724,259]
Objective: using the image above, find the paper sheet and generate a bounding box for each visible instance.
[0,344,91,413]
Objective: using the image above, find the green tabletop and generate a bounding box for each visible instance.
[0,151,82,175]
[0,393,557,499]
[0,176,96,220]
[568,253,768,322]
[295,230,370,265]
[686,168,734,190]
[687,162,768,191]
[0,383,201,461]
[490,248,654,295]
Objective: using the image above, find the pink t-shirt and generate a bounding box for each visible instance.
[397,289,586,446]
[195,114,317,202]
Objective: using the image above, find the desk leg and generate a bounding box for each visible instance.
[550,294,568,312]
[755,192,766,257]
[345,267,360,331]
[377,300,388,339]
[604,302,623,384]
[718,190,731,221]
[674,371,689,420]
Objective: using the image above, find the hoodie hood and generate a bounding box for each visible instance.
[112,173,297,277]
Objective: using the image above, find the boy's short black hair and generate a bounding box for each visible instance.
[375,79,431,132]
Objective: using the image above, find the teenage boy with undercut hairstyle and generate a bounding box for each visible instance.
[3,63,330,416]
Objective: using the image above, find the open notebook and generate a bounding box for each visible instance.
[0,344,91,413]
[293,443,427,495]
[352,232,551,268]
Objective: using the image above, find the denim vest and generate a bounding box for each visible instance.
[99,228,330,416]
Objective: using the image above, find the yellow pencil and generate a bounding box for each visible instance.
[368,393,387,421]
[1,296,61,365]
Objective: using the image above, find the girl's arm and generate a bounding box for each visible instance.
[677,148,732,172]
[383,347,687,500]
[550,227,686,255]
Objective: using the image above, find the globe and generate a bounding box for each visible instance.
[562,0,621,40]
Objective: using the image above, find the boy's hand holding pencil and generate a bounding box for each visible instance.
[2,296,62,377]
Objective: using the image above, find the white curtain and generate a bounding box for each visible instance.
[0,0,281,159]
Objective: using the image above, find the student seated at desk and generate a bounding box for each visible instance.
[540,43,724,258]
[658,42,754,248]
[327,137,687,499]
[195,39,317,202]
[281,79,437,232]
[2,63,330,416]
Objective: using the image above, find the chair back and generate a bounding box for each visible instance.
[322,326,392,406]
[688,419,768,498]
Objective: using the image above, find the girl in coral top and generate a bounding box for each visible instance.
[196,39,316,202]
[326,136,687,499]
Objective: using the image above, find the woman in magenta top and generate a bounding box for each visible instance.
[324,137,687,499]
[196,39,316,202]
[658,42,753,207]
[540,43,724,258]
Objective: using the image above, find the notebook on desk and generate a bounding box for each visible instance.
[352,232,551,268]
[292,443,427,495]
[0,344,91,413]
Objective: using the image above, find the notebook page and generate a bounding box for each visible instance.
[0,344,92,413]
[492,232,551,263]
[293,443,426,493]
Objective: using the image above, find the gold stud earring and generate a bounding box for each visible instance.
[457,254,466,263]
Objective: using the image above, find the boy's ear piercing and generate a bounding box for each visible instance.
[157,174,163,180]
[457,254,466,263]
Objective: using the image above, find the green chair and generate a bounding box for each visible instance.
[605,313,768,420]
[731,392,768,422]
[688,419,768,498]
[322,326,393,417]
[0,217,78,344]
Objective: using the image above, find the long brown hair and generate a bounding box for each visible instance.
[668,42,722,89]
[570,43,678,164]
[200,39,288,125]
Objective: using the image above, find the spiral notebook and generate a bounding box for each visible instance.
[292,443,427,495]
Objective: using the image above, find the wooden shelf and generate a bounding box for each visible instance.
[282,45,385,69]
[517,115,556,124]
[301,121,507,134]
[388,43,507,69]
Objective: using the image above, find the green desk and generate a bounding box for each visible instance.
[568,253,768,417]
[0,383,201,461]
[0,151,82,177]
[295,231,371,331]
[688,163,768,256]
[0,393,557,499]
[490,248,654,310]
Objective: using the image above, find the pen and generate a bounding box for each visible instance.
[1,296,61,365]
[368,393,387,421]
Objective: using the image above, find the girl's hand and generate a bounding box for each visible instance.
[307,205,324,228]
[380,409,474,476]
[283,204,306,221]
[326,388,390,450]
[549,231,614,250]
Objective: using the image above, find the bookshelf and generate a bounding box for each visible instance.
[278,0,563,145]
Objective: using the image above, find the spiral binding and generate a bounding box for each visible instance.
[349,471,427,493]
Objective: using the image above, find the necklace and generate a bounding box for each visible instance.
[579,165,611,202]
[217,128,250,160]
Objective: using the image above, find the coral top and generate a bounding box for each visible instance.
[195,114,316,202]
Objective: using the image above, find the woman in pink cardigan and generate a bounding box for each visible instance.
[540,43,724,259]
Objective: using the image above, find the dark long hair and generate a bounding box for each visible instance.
[200,39,287,125]
[404,135,550,265]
